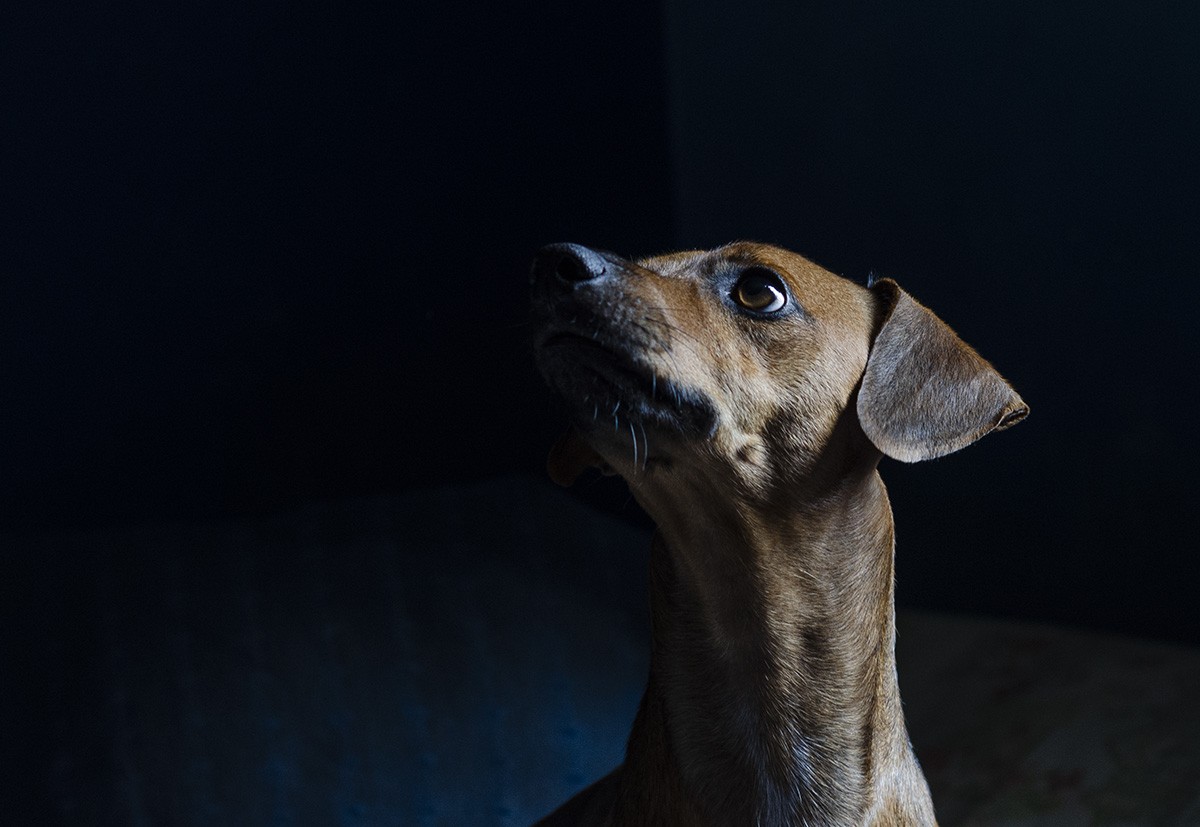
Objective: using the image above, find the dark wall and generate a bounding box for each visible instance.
[6,1,1199,647]
[666,0,1200,643]
[3,2,670,530]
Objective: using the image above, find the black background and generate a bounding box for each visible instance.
[5,0,1198,649]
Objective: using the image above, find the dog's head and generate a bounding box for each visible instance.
[531,242,1026,498]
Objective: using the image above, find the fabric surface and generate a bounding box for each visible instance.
[901,614,1200,825]
[5,477,650,825]
[4,475,1198,824]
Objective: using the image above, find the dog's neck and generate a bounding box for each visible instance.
[617,465,935,826]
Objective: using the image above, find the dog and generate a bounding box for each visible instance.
[530,241,1027,826]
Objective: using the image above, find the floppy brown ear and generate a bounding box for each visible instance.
[857,279,1028,463]
[546,427,613,486]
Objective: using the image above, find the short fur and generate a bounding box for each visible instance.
[530,242,1027,826]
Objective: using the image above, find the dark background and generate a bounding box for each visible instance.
[6,1,1200,822]
[4,0,1198,704]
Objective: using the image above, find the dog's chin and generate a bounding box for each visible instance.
[536,332,717,438]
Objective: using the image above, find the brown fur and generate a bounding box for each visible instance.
[530,242,1027,826]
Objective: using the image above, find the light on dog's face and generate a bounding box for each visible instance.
[731,267,789,314]
[533,242,877,489]
[636,244,878,481]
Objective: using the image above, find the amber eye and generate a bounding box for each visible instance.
[732,267,788,314]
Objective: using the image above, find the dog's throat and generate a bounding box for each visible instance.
[622,477,921,826]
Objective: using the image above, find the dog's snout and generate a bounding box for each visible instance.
[532,243,608,286]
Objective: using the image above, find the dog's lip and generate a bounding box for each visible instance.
[540,330,676,468]
[538,329,648,383]
[540,329,623,356]
[537,326,672,405]
[536,325,719,438]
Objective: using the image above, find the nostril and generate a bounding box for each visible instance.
[553,253,591,283]
[532,243,607,287]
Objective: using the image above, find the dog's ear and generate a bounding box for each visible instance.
[546,427,613,486]
[857,279,1028,463]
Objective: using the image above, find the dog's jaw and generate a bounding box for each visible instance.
[535,326,718,447]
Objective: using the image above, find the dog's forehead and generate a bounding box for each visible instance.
[639,242,868,315]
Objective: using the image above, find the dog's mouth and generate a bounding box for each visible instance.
[536,328,716,437]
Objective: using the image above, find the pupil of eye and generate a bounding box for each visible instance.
[742,277,773,302]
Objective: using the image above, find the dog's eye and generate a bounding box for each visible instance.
[732,268,788,314]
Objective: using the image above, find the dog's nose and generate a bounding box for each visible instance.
[531,243,609,286]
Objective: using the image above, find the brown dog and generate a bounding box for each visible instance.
[530,242,1027,826]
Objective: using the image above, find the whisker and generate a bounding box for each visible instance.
[629,318,695,374]
[640,313,708,360]
[647,317,707,351]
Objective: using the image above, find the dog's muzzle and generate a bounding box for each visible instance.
[531,243,717,437]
